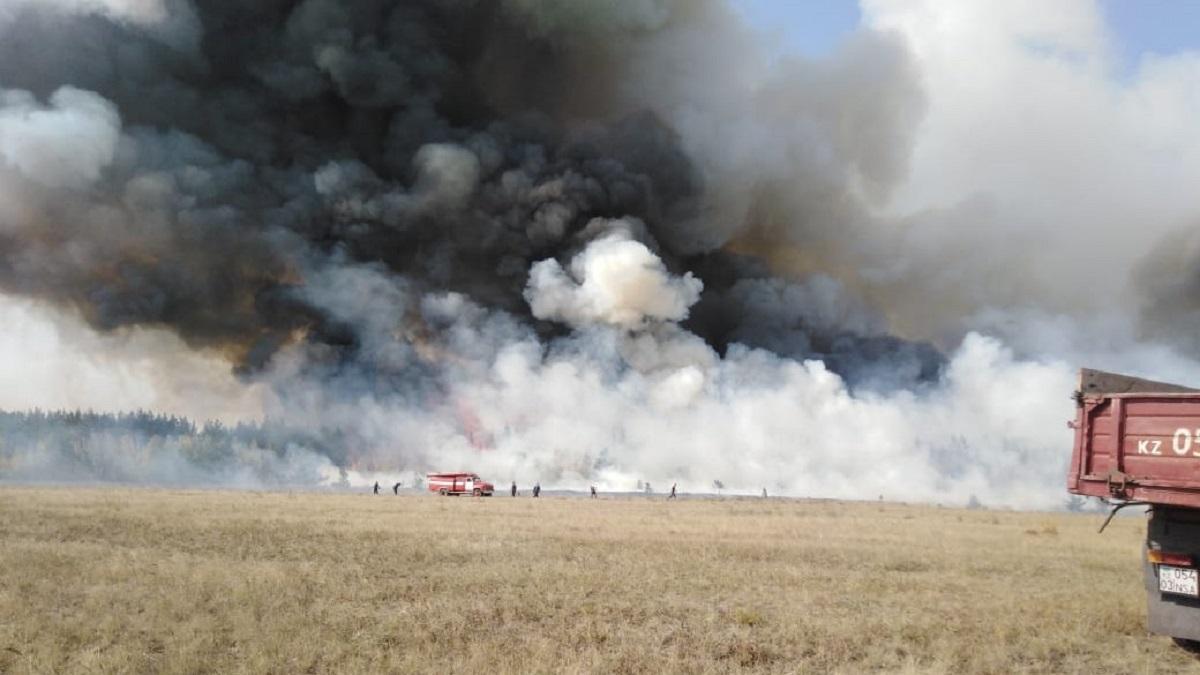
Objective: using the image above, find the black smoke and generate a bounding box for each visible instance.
[0,0,941,401]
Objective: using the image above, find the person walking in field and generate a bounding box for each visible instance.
[393,482,401,495]
[533,482,541,498]
[373,481,380,495]
[590,485,597,499]
[511,481,517,497]
[668,483,677,500]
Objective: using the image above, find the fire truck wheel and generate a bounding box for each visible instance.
[439,489,447,496]
[473,488,482,496]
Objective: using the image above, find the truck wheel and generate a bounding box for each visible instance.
[439,489,448,496]
[1173,638,1200,654]
[473,488,482,497]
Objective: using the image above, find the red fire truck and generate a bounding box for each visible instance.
[426,472,494,497]
[1068,368,1200,647]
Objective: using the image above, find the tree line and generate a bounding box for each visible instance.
[0,409,346,486]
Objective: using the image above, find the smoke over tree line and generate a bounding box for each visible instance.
[2,0,1200,506]
[0,409,341,486]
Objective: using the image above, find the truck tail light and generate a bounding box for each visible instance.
[1148,550,1194,567]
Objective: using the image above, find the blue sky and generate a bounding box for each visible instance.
[731,0,1200,62]
[1098,0,1200,63]
[731,0,860,57]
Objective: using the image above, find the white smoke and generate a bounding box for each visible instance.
[0,87,120,190]
[322,299,1074,507]
[526,219,703,330]
[856,0,1200,338]
[0,0,168,24]
[0,0,198,49]
[0,295,264,424]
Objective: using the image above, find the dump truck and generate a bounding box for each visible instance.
[1067,368,1200,646]
[426,472,494,496]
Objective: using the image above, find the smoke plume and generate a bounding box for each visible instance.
[3,0,1200,507]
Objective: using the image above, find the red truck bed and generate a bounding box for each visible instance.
[1069,369,1200,508]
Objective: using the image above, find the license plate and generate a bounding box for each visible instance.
[1159,565,1199,596]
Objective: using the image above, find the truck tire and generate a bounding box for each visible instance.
[473,488,482,497]
[1174,638,1200,654]
[439,489,448,496]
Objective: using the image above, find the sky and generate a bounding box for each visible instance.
[731,0,861,57]
[1098,0,1200,63]
[733,0,1200,62]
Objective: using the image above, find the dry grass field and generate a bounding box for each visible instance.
[0,487,1195,674]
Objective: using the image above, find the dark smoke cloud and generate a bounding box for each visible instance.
[1136,227,1200,354]
[0,0,932,384]
[0,0,1034,503]
[9,1,1200,509]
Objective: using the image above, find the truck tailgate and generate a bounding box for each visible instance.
[1070,393,1200,507]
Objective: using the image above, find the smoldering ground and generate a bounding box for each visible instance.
[2,0,1200,507]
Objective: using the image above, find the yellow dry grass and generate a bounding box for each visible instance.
[0,487,1195,674]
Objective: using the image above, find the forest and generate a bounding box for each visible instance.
[0,410,344,486]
